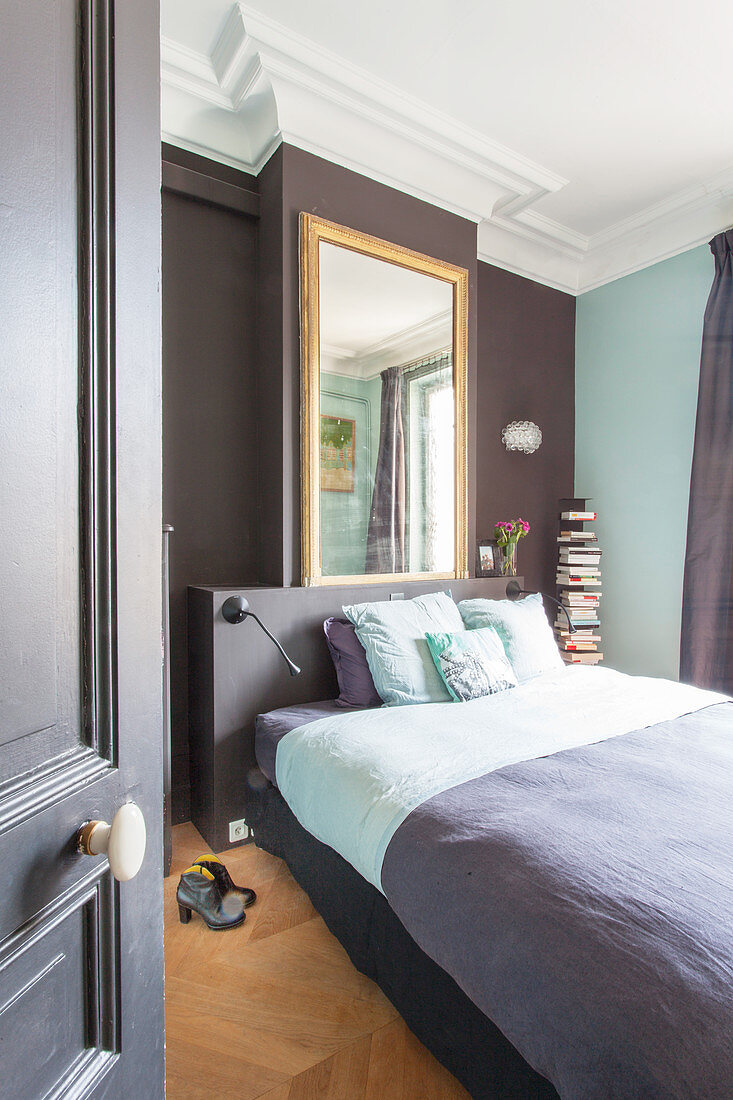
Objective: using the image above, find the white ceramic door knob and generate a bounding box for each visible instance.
[77,802,147,882]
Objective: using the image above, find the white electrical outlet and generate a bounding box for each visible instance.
[229,818,248,843]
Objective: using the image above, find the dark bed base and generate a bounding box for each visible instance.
[248,784,558,1100]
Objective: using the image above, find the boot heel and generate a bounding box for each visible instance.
[178,902,191,924]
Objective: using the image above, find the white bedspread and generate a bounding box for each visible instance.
[275,665,726,891]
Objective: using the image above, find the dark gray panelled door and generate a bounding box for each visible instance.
[0,1,164,1096]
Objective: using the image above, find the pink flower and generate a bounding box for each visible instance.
[495,518,530,544]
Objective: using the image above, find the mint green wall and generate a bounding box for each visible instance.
[320,372,381,576]
[575,245,711,679]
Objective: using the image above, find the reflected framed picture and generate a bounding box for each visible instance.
[320,414,355,492]
[476,539,502,577]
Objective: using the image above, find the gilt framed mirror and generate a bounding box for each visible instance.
[300,213,468,586]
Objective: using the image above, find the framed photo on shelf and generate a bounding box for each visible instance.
[476,539,502,577]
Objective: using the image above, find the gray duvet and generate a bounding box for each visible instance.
[381,703,733,1099]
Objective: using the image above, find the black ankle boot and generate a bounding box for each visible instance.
[176,866,245,930]
[192,855,257,909]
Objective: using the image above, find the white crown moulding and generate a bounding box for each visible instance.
[161,3,733,295]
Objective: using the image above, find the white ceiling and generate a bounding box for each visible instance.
[161,0,733,293]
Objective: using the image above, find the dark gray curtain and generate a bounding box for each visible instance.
[680,230,733,691]
[365,365,405,573]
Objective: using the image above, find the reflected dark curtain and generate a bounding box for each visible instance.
[680,230,733,691]
[366,365,405,573]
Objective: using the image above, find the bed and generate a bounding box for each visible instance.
[187,581,733,1098]
[250,666,733,1099]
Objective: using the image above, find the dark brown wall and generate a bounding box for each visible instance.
[257,144,479,586]
[254,149,286,586]
[162,142,576,823]
[162,142,259,189]
[476,262,576,596]
[162,146,261,821]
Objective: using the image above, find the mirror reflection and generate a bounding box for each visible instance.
[319,242,455,578]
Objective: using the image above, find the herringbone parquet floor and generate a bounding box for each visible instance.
[165,822,470,1099]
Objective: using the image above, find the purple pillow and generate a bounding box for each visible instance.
[323,617,382,709]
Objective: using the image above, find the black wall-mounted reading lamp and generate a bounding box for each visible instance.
[221,595,302,676]
[505,579,577,635]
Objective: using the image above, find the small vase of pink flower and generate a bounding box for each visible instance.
[494,518,530,576]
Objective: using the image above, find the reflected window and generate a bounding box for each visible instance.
[406,355,454,574]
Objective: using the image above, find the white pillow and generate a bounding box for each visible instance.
[457,593,563,683]
[342,590,465,706]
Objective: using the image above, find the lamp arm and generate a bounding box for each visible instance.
[540,593,576,635]
[247,612,301,676]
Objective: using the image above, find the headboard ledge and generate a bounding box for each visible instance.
[187,577,519,848]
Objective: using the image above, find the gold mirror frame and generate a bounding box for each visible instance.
[300,213,469,587]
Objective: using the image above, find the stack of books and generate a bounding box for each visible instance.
[556,501,603,665]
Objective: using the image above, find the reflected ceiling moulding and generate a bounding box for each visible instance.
[323,310,453,381]
[161,3,733,295]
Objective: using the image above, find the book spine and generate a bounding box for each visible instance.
[556,497,602,665]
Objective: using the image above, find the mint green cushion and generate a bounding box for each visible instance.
[425,627,517,702]
[457,593,563,683]
[342,590,465,706]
